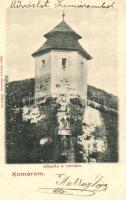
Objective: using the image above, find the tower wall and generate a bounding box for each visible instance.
[50,50,88,101]
[35,52,51,102]
[78,52,88,101]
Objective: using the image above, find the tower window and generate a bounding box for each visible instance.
[42,59,45,67]
[62,58,66,66]
[62,58,67,70]
[40,84,42,89]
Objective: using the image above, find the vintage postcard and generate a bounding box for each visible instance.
[0,0,126,199]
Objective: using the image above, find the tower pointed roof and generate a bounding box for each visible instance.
[44,20,81,40]
[32,19,92,60]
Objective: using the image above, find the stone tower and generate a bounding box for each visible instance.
[32,15,92,162]
[32,17,92,103]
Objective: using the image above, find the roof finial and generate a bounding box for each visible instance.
[62,9,65,21]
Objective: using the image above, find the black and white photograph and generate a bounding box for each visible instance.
[6,8,118,164]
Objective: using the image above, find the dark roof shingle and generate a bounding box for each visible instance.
[44,20,81,39]
[32,20,92,60]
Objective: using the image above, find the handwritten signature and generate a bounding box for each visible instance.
[37,173,108,196]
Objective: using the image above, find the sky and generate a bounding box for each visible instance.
[7,8,118,95]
